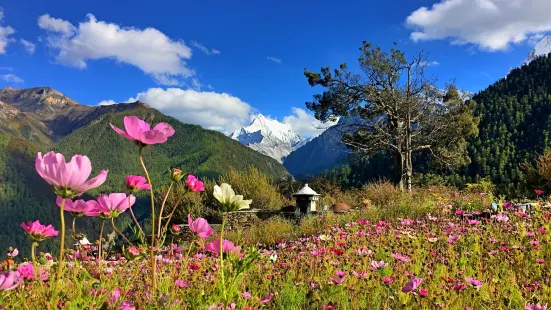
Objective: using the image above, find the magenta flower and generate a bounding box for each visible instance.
[35,152,108,198]
[419,288,428,297]
[186,175,205,192]
[56,196,100,217]
[330,276,345,284]
[96,193,136,219]
[448,234,461,244]
[110,116,175,146]
[382,277,394,284]
[7,248,18,258]
[120,301,136,310]
[17,263,35,280]
[525,305,548,310]
[242,292,252,299]
[323,302,337,310]
[126,175,150,193]
[392,253,410,262]
[370,260,388,270]
[402,277,423,293]
[205,239,241,255]
[465,278,483,288]
[335,270,346,277]
[0,271,22,291]
[259,293,272,305]
[21,220,59,241]
[187,214,214,239]
[535,189,544,196]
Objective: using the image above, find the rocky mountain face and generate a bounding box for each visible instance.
[525,36,551,65]
[283,117,363,177]
[231,114,304,163]
[0,86,148,141]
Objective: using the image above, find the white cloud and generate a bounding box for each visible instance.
[267,56,282,63]
[406,0,551,51]
[191,41,220,55]
[283,107,338,138]
[1,74,24,83]
[38,14,193,84]
[20,39,35,54]
[131,88,252,134]
[98,99,116,106]
[0,11,15,54]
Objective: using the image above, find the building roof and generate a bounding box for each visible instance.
[293,184,320,196]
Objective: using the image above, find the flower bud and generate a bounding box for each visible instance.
[170,168,184,183]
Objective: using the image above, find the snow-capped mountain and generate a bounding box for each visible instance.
[525,36,551,64]
[231,114,304,163]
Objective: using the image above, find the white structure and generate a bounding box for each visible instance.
[292,184,320,216]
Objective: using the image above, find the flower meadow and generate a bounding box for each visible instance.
[1,116,551,309]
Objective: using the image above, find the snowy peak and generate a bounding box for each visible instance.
[525,36,551,65]
[231,114,304,162]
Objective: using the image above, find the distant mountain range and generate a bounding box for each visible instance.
[230,114,306,163]
[0,86,288,255]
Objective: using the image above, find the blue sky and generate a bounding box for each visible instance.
[0,0,549,137]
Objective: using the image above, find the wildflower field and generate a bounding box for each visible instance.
[1,116,551,309]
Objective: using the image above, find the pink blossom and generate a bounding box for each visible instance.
[535,189,544,196]
[468,220,480,225]
[242,292,252,299]
[175,279,187,288]
[56,196,100,216]
[259,293,272,305]
[7,249,18,258]
[352,271,367,278]
[465,278,483,288]
[382,277,394,284]
[187,214,214,239]
[96,193,136,219]
[370,260,388,269]
[120,301,136,310]
[419,288,428,297]
[492,213,509,222]
[110,116,175,146]
[448,234,461,244]
[35,152,107,198]
[335,270,346,277]
[392,253,410,262]
[330,276,345,284]
[205,239,241,256]
[0,271,22,291]
[21,220,58,241]
[323,302,337,310]
[536,259,545,264]
[525,304,548,310]
[402,277,423,293]
[186,175,205,192]
[126,175,150,192]
[17,263,35,280]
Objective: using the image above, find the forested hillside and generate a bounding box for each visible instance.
[464,54,551,196]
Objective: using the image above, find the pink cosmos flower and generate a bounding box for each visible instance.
[370,260,388,269]
[468,220,480,225]
[382,277,394,284]
[419,288,428,297]
[448,234,461,244]
[352,271,367,279]
[96,193,136,219]
[205,239,241,255]
[187,214,214,239]
[35,152,108,198]
[259,293,272,305]
[175,279,186,288]
[0,271,22,291]
[465,278,483,288]
[110,116,175,146]
[186,175,205,192]
[525,304,547,310]
[330,276,345,284]
[7,248,18,258]
[126,175,150,193]
[17,263,35,280]
[492,213,509,222]
[535,189,544,196]
[242,292,252,299]
[392,253,410,262]
[536,259,545,264]
[335,270,346,277]
[56,196,100,216]
[21,220,59,241]
[402,277,423,293]
[323,302,337,310]
[120,301,136,310]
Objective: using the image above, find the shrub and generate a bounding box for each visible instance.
[363,181,401,207]
[225,216,294,245]
[218,167,285,210]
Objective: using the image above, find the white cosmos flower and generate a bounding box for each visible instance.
[213,183,252,212]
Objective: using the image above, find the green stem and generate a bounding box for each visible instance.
[111,218,133,245]
[139,149,157,295]
[72,217,77,238]
[220,213,227,302]
[56,197,66,284]
[128,198,145,242]
[157,182,174,241]
[31,242,38,263]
